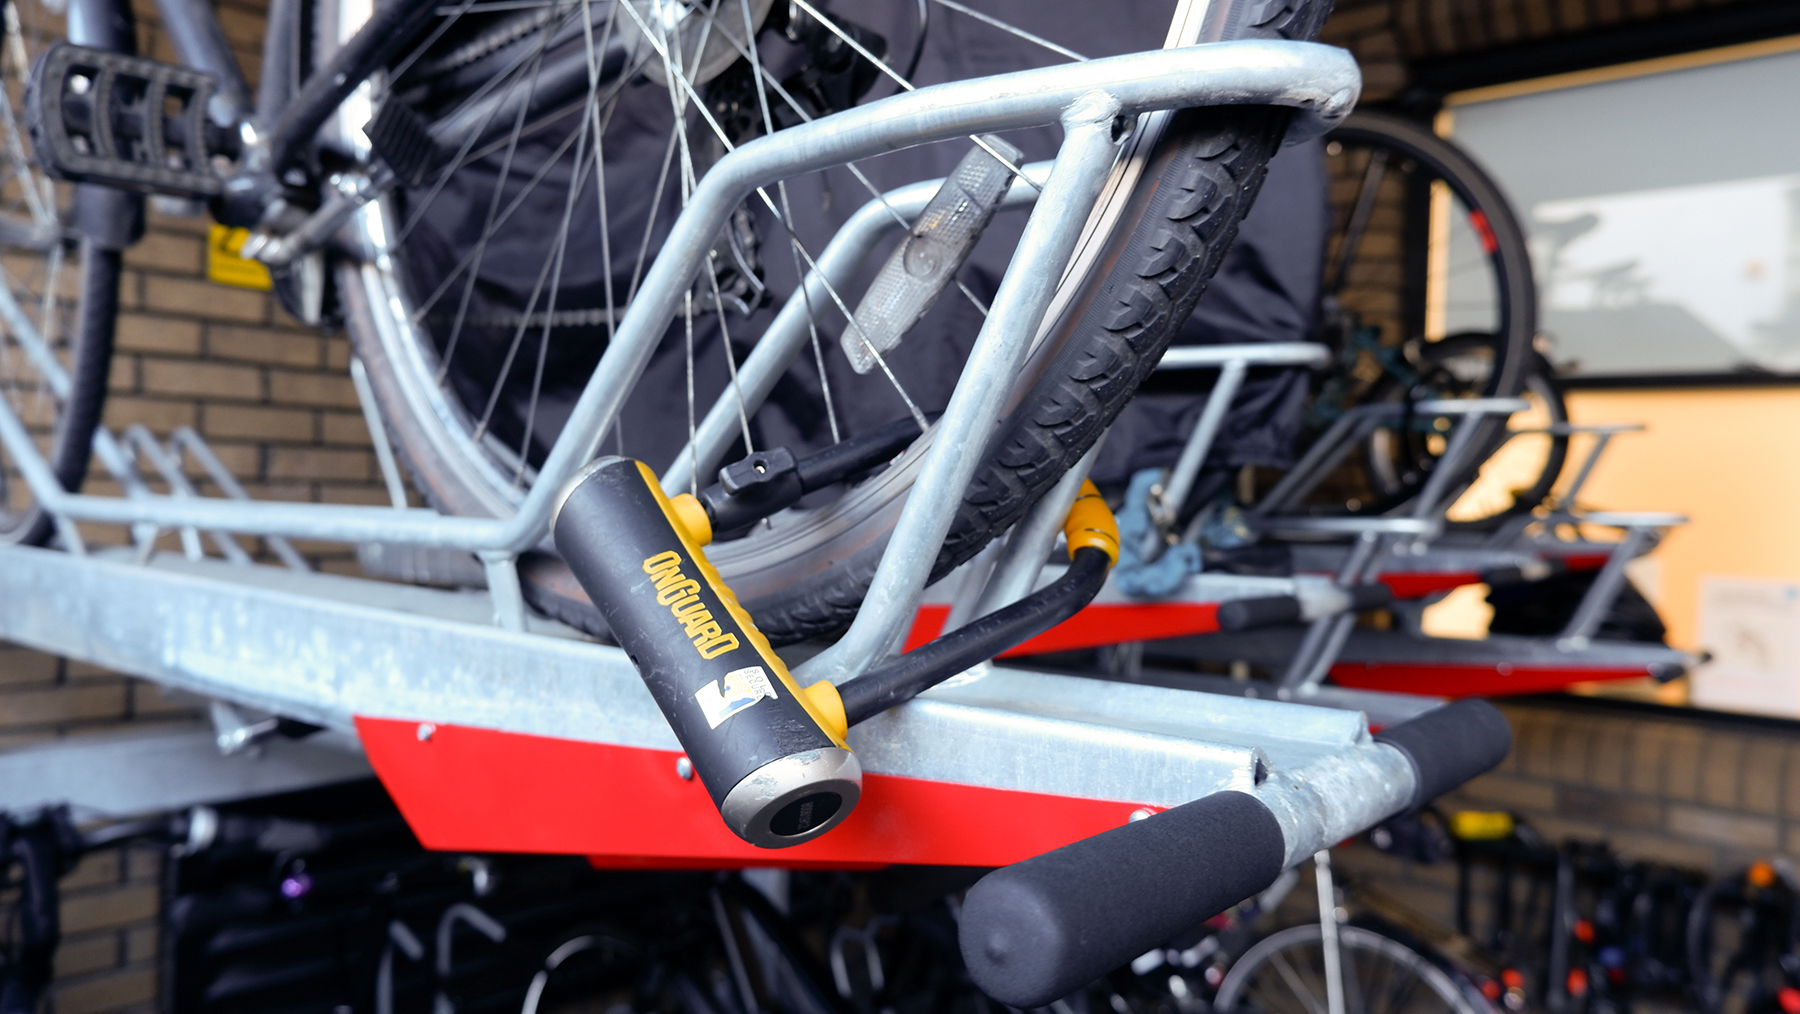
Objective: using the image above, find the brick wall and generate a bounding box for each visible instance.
[1337,697,1800,929]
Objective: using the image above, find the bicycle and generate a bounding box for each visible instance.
[0,0,1529,1004]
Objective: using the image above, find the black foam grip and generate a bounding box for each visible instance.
[1374,698,1512,811]
[1215,595,1301,631]
[960,791,1286,1008]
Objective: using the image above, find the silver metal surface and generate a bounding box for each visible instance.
[798,92,1130,686]
[0,41,1359,553]
[663,164,1052,494]
[351,356,410,509]
[1156,342,1331,371]
[719,747,862,848]
[966,440,1104,622]
[1161,359,1245,524]
[0,726,371,815]
[0,545,1434,826]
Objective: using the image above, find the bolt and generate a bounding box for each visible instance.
[416,723,435,742]
[1129,808,1153,822]
[676,756,694,780]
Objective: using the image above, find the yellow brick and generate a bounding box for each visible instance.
[123,231,204,275]
[51,963,156,1014]
[130,680,206,719]
[124,926,157,964]
[144,205,212,236]
[207,325,323,368]
[103,396,198,434]
[203,403,315,443]
[107,356,140,394]
[216,5,265,49]
[321,410,374,447]
[182,441,260,483]
[0,684,130,728]
[0,649,60,687]
[59,883,158,934]
[268,446,371,482]
[140,358,262,401]
[268,370,359,409]
[325,338,352,370]
[62,850,123,891]
[53,932,120,978]
[124,844,163,884]
[114,313,202,355]
[142,274,267,323]
[317,482,399,507]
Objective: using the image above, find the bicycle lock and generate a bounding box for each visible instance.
[552,444,1119,848]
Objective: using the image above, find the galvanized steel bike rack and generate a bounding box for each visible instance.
[0,43,1484,865]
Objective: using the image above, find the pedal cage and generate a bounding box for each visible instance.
[27,43,228,199]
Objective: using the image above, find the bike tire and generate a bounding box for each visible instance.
[1214,922,1485,1014]
[340,0,1336,645]
[1318,109,1539,523]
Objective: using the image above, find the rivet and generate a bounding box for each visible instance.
[676,756,694,780]
[416,723,435,742]
[1129,808,1153,822]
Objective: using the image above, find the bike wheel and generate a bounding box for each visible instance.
[1362,336,1568,526]
[0,0,128,547]
[338,0,1335,644]
[1686,864,1800,1014]
[1314,109,1539,521]
[1214,923,1484,1014]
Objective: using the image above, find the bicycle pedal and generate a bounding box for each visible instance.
[26,43,233,200]
[365,99,446,188]
[552,457,859,848]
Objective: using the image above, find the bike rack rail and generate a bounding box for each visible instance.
[0,542,1419,868]
[0,43,1500,870]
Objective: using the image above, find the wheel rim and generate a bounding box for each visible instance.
[1214,923,1479,1014]
[1316,110,1541,520]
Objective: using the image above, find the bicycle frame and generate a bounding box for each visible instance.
[0,20,1360,652]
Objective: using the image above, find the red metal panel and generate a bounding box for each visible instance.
[1330,661,1649,697]
[356,717,1158,867]
[901,603,1222,657]
[1377,572,1480,599]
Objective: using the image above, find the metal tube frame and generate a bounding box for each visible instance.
[798,92,1131,684]
[0,42,1359,555]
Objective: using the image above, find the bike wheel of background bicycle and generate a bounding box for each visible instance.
[0,0,129,547]
[1315,109,1540,522]
[338,0,1336,644]
[1364,336,1569,526]
[1213,923,1483,1014]
[1685,864,1800,1014]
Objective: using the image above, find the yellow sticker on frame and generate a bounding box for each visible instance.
[207,224,273,291]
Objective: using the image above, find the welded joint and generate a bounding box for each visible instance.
[479,551,527,632]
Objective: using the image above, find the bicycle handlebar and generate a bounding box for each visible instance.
[959,699,1512,1007]
[1374,697,1512,812]
[960,791,1287,1008]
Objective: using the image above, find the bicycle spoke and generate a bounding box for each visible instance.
[502,68,604,475]
[930,0,1087,61]
[1269,948,1330,1014]
[1326,148,1388,296]
[627,1,934,436]
[786,0,1038,188]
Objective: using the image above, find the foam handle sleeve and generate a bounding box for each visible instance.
[959,790,1286,1008]
[1215,595,1302,631]
[1374,698,1512,811]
